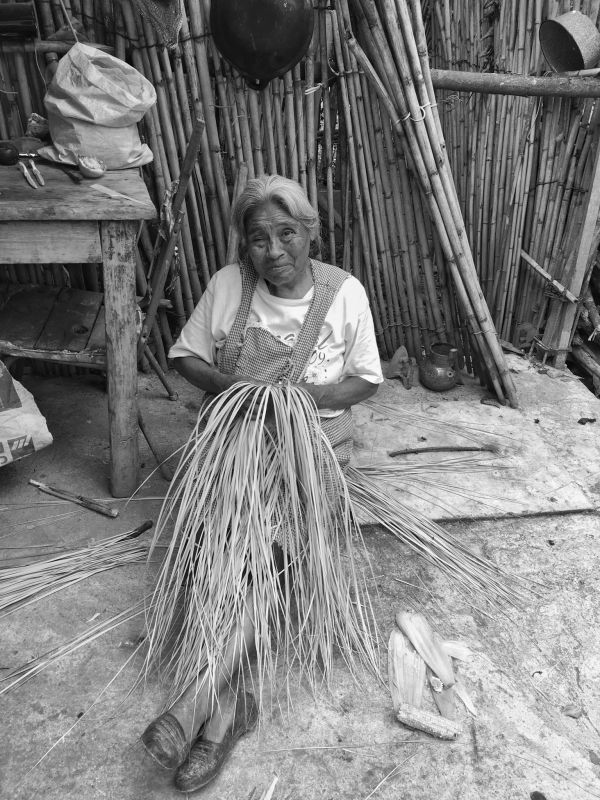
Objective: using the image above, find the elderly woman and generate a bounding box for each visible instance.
[142,174,383,792]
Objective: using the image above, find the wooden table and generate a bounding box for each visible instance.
[0,163,157,497]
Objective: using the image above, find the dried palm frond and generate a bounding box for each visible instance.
[365,398,512,446]
[143,382,381,709]
[0,601,147,695]
[0,522,152,616]
[346,466,530,607]
[356,458,520,517]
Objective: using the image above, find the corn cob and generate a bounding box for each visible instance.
[396,702,462,740]
[388,628,426,710]
[395,611,455,687]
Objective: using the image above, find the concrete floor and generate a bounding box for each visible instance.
[1,358,600,800]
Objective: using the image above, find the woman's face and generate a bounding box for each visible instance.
[245,201,312,296]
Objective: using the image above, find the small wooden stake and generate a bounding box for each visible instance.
[29,479,120,518]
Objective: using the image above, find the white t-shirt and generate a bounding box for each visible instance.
[169,264,384,416]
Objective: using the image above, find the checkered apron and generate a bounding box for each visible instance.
[217,259,354,466]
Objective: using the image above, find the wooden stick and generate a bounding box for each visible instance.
[430,69,600,99]
[138,409,175,481]
[520,250,578,304]
[0,39,113,53]
[29,480,119,518]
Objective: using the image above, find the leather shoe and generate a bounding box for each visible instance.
[174,692,258,792]
[141,712,189,770]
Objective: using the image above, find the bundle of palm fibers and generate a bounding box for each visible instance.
[0,523,152,616]
[346,466,531,608]
[0,600,147,695]
[356,456,513,519]
[143,382,380,710]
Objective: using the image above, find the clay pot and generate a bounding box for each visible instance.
[418,342,458,392]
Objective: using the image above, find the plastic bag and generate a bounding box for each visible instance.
[0,378,53,467]
[0,360,21,412]
[38,43,156,169]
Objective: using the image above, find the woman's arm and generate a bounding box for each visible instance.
[172,356,241,395]
[175,355,377,410]
[298,376,379,410]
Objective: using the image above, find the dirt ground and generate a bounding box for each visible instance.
[1,356,600,800]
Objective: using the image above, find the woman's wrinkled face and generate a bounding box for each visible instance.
[245,201,312,295]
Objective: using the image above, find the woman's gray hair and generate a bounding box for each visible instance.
[231,174,320,258]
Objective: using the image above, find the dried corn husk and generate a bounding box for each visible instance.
[428,668,457,719]
[454,681,478,717]
[388,628,426,710]
[395,611,455,687]
[443,640,473,662]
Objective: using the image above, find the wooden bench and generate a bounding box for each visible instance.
[0,282,108,368]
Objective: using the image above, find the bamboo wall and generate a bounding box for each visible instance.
[0,0,597,374]
[429,0,600,355]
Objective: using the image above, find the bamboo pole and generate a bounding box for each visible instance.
[305,29,319,211]
[170,47,214,284]
[360,72,405,352]
[330,10,389,354]
[333,7,394,355]
[137,15,195,318]
[177,11,228,267]
[283,71,299,181]
[320,4,339,262]
[368,87,416,353]
[345,22,514,404]
[247,86,265,176]
[232,75,256,178]
[120,0,185,329]
[270,77,287,176]
[429,69,600,98]
[293,62,308,191]
[261,85,278,175]
[225,163,249,264]
[189,0,231,232]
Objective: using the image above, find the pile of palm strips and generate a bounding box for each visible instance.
[143,382,526,708]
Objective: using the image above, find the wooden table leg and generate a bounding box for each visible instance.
[101,220,140,497]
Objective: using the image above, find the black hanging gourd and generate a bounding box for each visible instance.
[210,0,315,89]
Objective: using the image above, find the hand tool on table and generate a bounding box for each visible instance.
[16,159,42,188]
[0,140,82,184]
[28,159,44,186]
[29,479,120,518]
[0,140,45,188]
[55,163,83,183]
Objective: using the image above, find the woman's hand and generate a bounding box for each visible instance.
[297,376,379,410]
[172,356,263,395]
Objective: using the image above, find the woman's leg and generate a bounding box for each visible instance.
[142,592,256,766]
[169,591,256,740]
